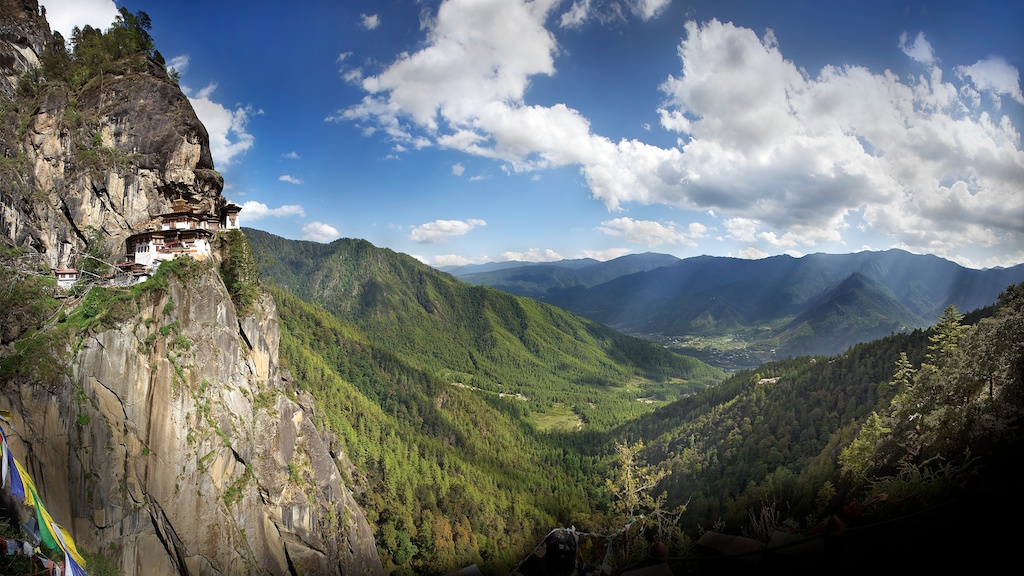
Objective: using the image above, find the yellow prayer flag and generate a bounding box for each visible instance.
[53,520,88,569]
[13,458,36,507]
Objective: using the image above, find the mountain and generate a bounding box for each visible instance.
[776,271,928,356]
[244,227,724,416]
[243,227,726,573]
[3,4,1020,576]
[608,283,1024,573]
[0,5,381,575]
[450,252,681,299]
[438,257,600,275]
[464,249,1024,359]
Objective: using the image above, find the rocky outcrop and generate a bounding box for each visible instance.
[1,262,384,575]
[0,0,49,100]
[0,3,384,574]
[0,2,222,270]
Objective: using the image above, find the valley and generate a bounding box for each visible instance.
[0,4,1020,576]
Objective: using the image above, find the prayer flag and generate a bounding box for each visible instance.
[34,493,61,551]
[1,436,8,489]
[1,425,9,489]
[51,521,88,575]
[10,457,34,506]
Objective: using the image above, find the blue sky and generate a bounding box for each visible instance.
[40,0,1024,269]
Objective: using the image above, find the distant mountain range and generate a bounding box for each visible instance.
[446,249,1024,358]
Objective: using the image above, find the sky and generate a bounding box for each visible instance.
[38,0,1024,270]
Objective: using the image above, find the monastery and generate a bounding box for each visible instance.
[122,197,242,279]
[52,198,242,288]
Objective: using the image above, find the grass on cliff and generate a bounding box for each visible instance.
[0,256,205,392]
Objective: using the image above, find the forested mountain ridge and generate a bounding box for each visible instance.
[448,252,682,296]
[454,248,1024,360]
[244,227,725,428]
[258,214,1024,569]
[604,286,1024,572]
[245,225,1023,574]
[243,227,728,573]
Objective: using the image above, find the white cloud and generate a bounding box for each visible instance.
[431,253,492,267]
[341,0,559,135]
[238,201,305,221]
[597,217,698,247]
[283,151,300,159]
[39,0,119,42]
[361,13,380,30]
[302,222,340,242]
[278,175,303,184]
[576,247,633,261]
[632,0,671,21]
[501,248,563,262]
[560,0,591,28]
[559,0,669,28]
[899,31,936,66]
[452,163,465,176]
[409,218,487,243]
[738,247,770,260]
[167,54,190,75]
[956,57,1024,105]
[341,5,1024,266]
[187,83,255,168]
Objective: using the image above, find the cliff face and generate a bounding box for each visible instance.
[4,262,382,575]
[0,0,222,270]
[0,0,49,100]
[0,3,383,574]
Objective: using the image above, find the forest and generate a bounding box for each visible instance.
[245,228,1024,574]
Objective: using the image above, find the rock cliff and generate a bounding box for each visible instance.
[0,0,223,271]
[0,2,384,574]
[4,259,383,575]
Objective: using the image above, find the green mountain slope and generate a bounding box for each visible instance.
[243,228,725,573]
[778,272,928,356]
[609,284,1024,573]
[246,227,1023,574]
[245,227,724,431]
[271,287,588,574]
[541,249,1024,359]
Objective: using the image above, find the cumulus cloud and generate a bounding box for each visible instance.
[956,57,1024,105]
[409,218,487,243]
[452,163,465,176]
[559,0,669,28]
[738,247,770,260]
[597,217,700,247]
[361,13,380,30]
[633,0,671,21]
[188,83,256,168]
[39,0,119,41]
[278,175,303,184]
[167,54,190,75]
[339,2,1024,265]
[899,31,936,65]
[576,247,633,261]
[302,222,340,242]
[560,0,591,28]
[283,151,300,159]
[238,201,305,221]
[501,248,563,262]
